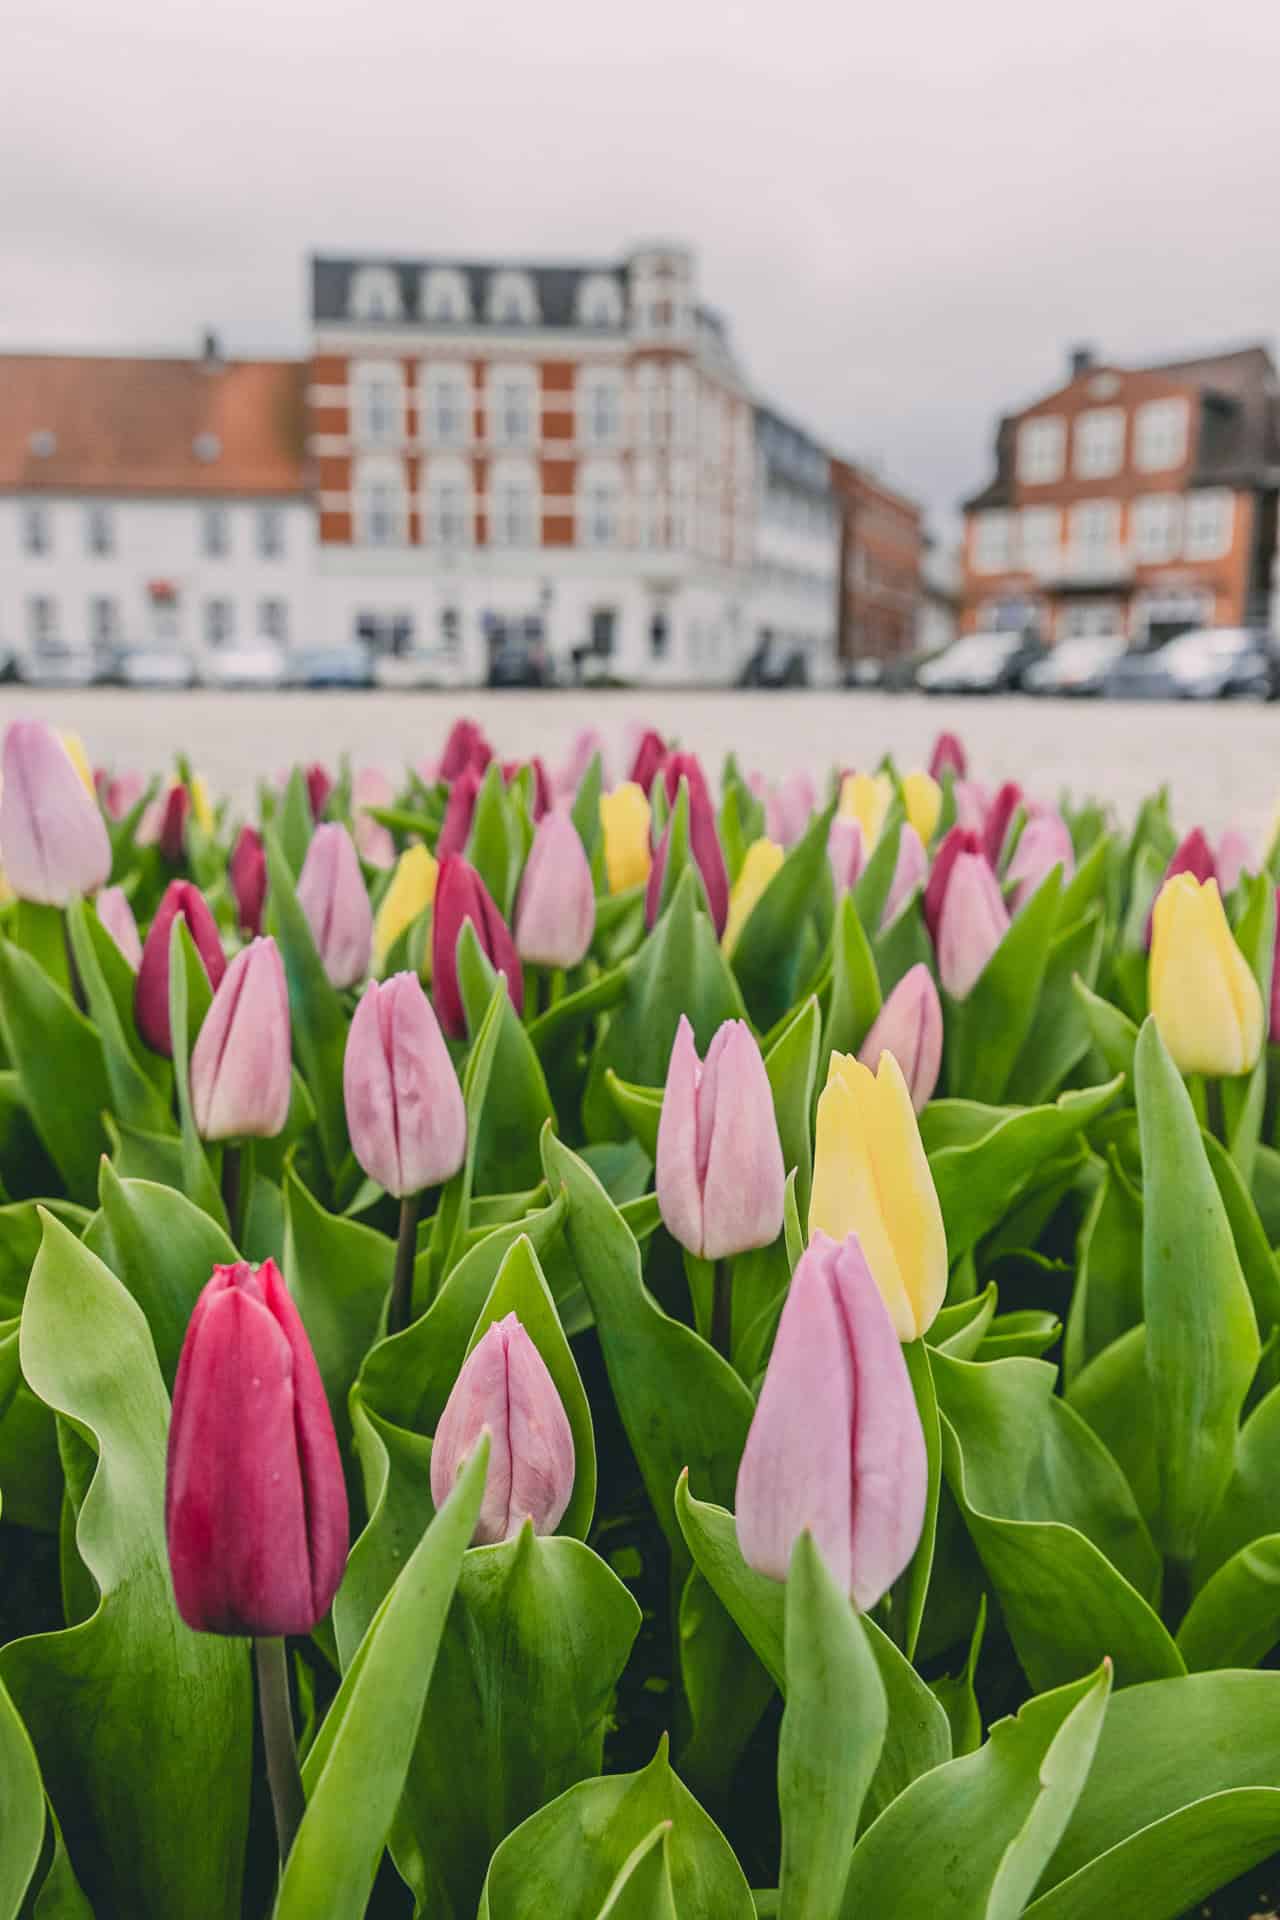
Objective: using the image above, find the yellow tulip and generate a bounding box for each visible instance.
[901,771,942,847]
[809,1049,948,1341]
[59,731,94,794]
[1149,873,1262,1077]
[373,843,438,974]
[600,783,652,894]
[722,837,784,956]
[190,774,213,834]
[838,772,893,850]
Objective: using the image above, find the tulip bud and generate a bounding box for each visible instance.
[1149,873,1262,1078]
[951,779,988,834]
[556,727,607,801]
[353,768,396,869]
[0,719,111,905]
[437,763,483,862]
[809,1050,947,1340]
[429,1312,575,1544]
[656,1015,785,1260]
[97,886,142,969]
[735,1231,927,1608]
[722,838,783,956]
[503,756,552,821]
[439,718,493,783]
[1216,828,1254,899]
[827,816,866,896]
[514,810,596,969]
[838,771,892,851]
[901,771,942,848]
[344,973,466,1194]
[304,763,332,821]
[922,826,984,943]
[432,855,523,1038]
[765,772,816,849]
[1143,827,1217,948]
[373,843,439,974]
[296,823,373,990]
[157,783,190,864]
[229,825,267,937]
[882,824,928,927]
[627,727,667,795]
[58,731,94,793]
[599,783,651,893]
[1005,812,1075,910]
[135,880,227,1056]
[857,963,942,1112]
[166,1258,348,1635]
[190,937,292,1141]
[647,756,729,936]
[928,731,967,781]
[102,770,145,822]
[982,780,1023,868]
[937,850,1011,999]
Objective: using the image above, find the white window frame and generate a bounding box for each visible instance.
[972,510,1012,574]
[258,597,288,643]
[579,368,623,448]
[85,502,114,557]
[1132,494,1183,564]
[22,503,51,556]
[1183,489,1234,562]
[202,505,230,559]
[1017,416,1065,485]
[425,455,472,548]
[576,273,624,328]
[421,362,471,447]
[1018,506,1061,571]
[578,458,623,549]
[348,266,403,323]
[488,456,539,548]
[256,505,285,559]
[204,597,234,647]
[1134,397,1189,473]
[352,361,404,446]
[486,269,539,327]
[1068,498,1122,565]
[26,594,57,650]
[420,267,471,325]
[354,455,407,549]
[488,365,537,448]
[88,595,118,650]
[1073,407,1126,479]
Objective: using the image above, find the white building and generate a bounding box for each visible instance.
[750,407,839,683]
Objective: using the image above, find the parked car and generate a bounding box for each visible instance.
[1023,633,1127,697]
[916,629,1044,694]
[18,644,101,688]
[201,644,286,691]
[288,643,373,689]
[1103,627,1277,701]
[490,635,552,688]
[118,648,198,689]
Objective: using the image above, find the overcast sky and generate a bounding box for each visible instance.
[6,0,1278,532]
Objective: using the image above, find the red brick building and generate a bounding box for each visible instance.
[830,459,924,663]
[960,344,1280,645]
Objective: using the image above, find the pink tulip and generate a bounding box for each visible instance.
[735,1231,927,1608]
[766,773,816,849]
[882,824,928,926]
[432,855,523,1038]
[515,810,596,968]
[189,937,292,1141]
[429,1313,575,1544]
[923,826,984,943]
[556,728,608,801]
[0,720,111,905]
[97,886,142,969]
[828,817,866,896]
[928,732,967,781]
[343,974,466,1196]
[857,963,943,1111]
[436,763,483,861]
[229,825,267,937]
[438,718,493,782]
[296,822,372,990]
[135,880,227,1056]
[353,769,396,869]
[103,770,145,821]
[982,781,1023,868]
[937,851,1011,999]
[1217,829,1254,898]
[1005,813,1075,910]
[951,780,987,834]
[655,1015,785,1259]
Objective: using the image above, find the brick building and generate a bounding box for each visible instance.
[830,459,924,663]
[960,344,1280,645]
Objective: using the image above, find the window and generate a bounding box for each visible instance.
[257,598,287,642]
[633,458,661,548]
[204,598,234,647]
[972,510,1012,573]
[578,460,622,547]
[670,461,693,549]
[649,609,670,659]
[1074,408,1125,478]
[422,363,471,445]
[1018,507,1060,571]
[1017,416,1065,484]
[590,608,617,657]
[576,273,624,328]
[488,457,538,547]
[426,457,472,546]
[489,367,536,447]
[1184,489,1234,561]
[355,612,413,655]
[22,504,50,555]
[440,607,461,655]
[1068,499,1121,565]
[88,596,118,650]
[257,507,284,559]
[348,265,402,322]
[202,506,229,558]
[85,504,114,556]
[579,368,623,447]
[486,270,539,326]
[353,362,403,444]
[420,267,471,325]
[27,595,57,651]
[354,456,407,547]
[634,363,663,446]
[673,367,695,446]
[1132,494,1182,564]
[1135,398,1189,472]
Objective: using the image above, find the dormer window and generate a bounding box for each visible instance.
[576,274,624,329]
[421,267,472,325]
[486,270,539,327]
[348,265,403,323]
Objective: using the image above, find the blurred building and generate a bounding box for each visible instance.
[917,536,961,657]
[748,407,839,683]
[0,340,311,679]
[831,460,924,664]
[960,343,1280,645]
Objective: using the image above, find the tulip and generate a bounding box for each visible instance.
[1149,873,1263,1078]
[982,780,1023,868]
[556,727,608,801]
[97,886,142,969]
[647,754,729,936]
[430,1313,575,1545]
[0,719,111,905]
[828,816,866,896]
[1005,812,1075,910]
[857,963,943,1111]
[59,731,94,793]
[166,1258,348,1635]
[951,779,988,834]
[373,843,438,974]
[656,1015,785,1260]
[1270,889,1280,1044]
[102,770,145,821]
[1143,827,1217,947]
[157,783,190,864]
[135,880,227,1056]
[901,771,942,847]
[436,763,483,862]
[1217,828,1254,899]
[190,937,292,1141]
[343,973,466,1195]
[296,823,373,990]
[599,783,651,893]
[432,855,523,1037]
[882,824,928,927]
[721,838,783,957]
[922,826,984,943]
[838,772,892,851]
[937,850,1011,999]
[514,810,596,968]
[809,1050,947,1340]
[627,727,667,796]
[765,772,816,849]
[439,717,493,782]
[735,1231,927,1608]
[928,731,967,781]
[229,825,267,937]
[503,756,552,820]
[302,763,331,821]
[353,768,396,869]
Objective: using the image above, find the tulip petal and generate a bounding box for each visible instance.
[699,1023,786,1259]
[655,1016,706,1255]
[503,1317,576,1539]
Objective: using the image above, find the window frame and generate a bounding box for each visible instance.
[1017,416,1066,485]
[256,505,285,560]
[22,503,51,556]
[488,456,538,549]
[1134,397,1190,473]
[1132,493,1183,565]
[1073,407,1126,480]
[202,504,230,559]
[1183,488,1234,562]
[84,502,114,557]
[972,510,1012,574]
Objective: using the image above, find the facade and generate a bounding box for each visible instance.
[961,344,1280,645]
[831,460,923,664]
[750,406,839,681]
[0,345,310,675]
[917,537,960,657]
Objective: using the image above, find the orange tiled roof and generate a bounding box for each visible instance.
[0,353,309,497]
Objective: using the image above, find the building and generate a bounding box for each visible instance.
[307,243,759,684]
[831,460,924,665]
[750,406,839,682]
[961,343,1280,645]
[917,536,960,657]
[0,341,311,675]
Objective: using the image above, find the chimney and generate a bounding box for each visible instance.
[200,329,223,371]
[1069,343,1096,380]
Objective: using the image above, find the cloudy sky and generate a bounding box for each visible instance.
[6,0,1278,530]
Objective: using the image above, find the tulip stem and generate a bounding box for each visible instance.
[222,1144,243,1247]
[711,1261,732,1361]
[254,1635,305,1871]
[389,1193,421,1336]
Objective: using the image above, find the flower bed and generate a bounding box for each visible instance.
[0,715,1278,1919]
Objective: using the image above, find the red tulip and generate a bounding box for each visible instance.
[646,754,729,936]
[436,764,483,861]
[982,781,1023,869]
[439,718,493,782]
[229,825,267,937]
[305,763,332,822]
[928,731,967,781]
[502,757,552,820]
[135,880,227,1057]
[627,728,668,795]
[158,783,190,864]
[432,855,523,1038]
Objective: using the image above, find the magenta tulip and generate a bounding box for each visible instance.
[136,880,227,1057]
[229,825,267,938]
[439,717,493,782]
[927,731,967,782]
[166,1258,348,1635]
[296,822,372,990]
[503,757,552,820]
[157,783,191,864]
[982,780,1023,868]
[922,826,984,943]
[343,974,466,1196]
[514,810,596,968]
[436,763,483,861]
[97,886,142,969]
[1144,827,1217,947]
[430,1313,575,1544]
[1005,812,1075,910]
[655,1015,785,1260]
[882,824,928,926]
[828,817,866,896]
[735,1231,927,1609]
[0,720,111,905]
[432,855,523,1038]
[937,850,1011,999]
[305,763,332,821]
[646,755,730,936]
[627,727,667,795]
[857,963,943,1112]
[189,937,292,1141]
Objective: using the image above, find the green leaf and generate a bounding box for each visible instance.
[891,1337,940,1660]
[426,979,505,1290]
[1134,1016,1259,1561]
[1202,1127,1280,1339]
[595,1823,678,1919]
[778,1534,887,1920]
[166,917,226,1229]
[1175,1535,1280,1669]
[1221,872,1275,1185]
[282,1165,393,1452]
[526,962,630,1063]
[0,1213,251,1919]
[942,867,1062,1103]
[65,898,174,1135]
[1005,908,1105,1106]
[1058,830,1112,927]
[457,924,555,1192]
[605,1072,663,1158]
[1071,976,1138,1084]
[569,752,604,863]
[1063,1155,1144,1387]
[852,810,903,934]
[820,892,881,1064]
[763,994,821,1225]
[0,940,111,1203]
[929,1594,988,1758]
[977,1308,1062,1361]
[467,760,522,918]
[1025,1789,1280,1920]
[1066,1327,1158,1528]
[0,1671,46,1919]
[676,1569,774,1806]
[278,765,314,874]
[730,800,836,1031]
[265,827,351,1180]
[1194,1377,1280,1585]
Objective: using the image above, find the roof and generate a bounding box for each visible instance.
[755,403,833,495]
[312,255,627,329]
[0,354,309,497]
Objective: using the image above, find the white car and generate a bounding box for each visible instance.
[1023,634,1127,696]
[917,630,1034,694]
[119,649,198,689]
[201,645,286,691]
[20,645,101,688]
